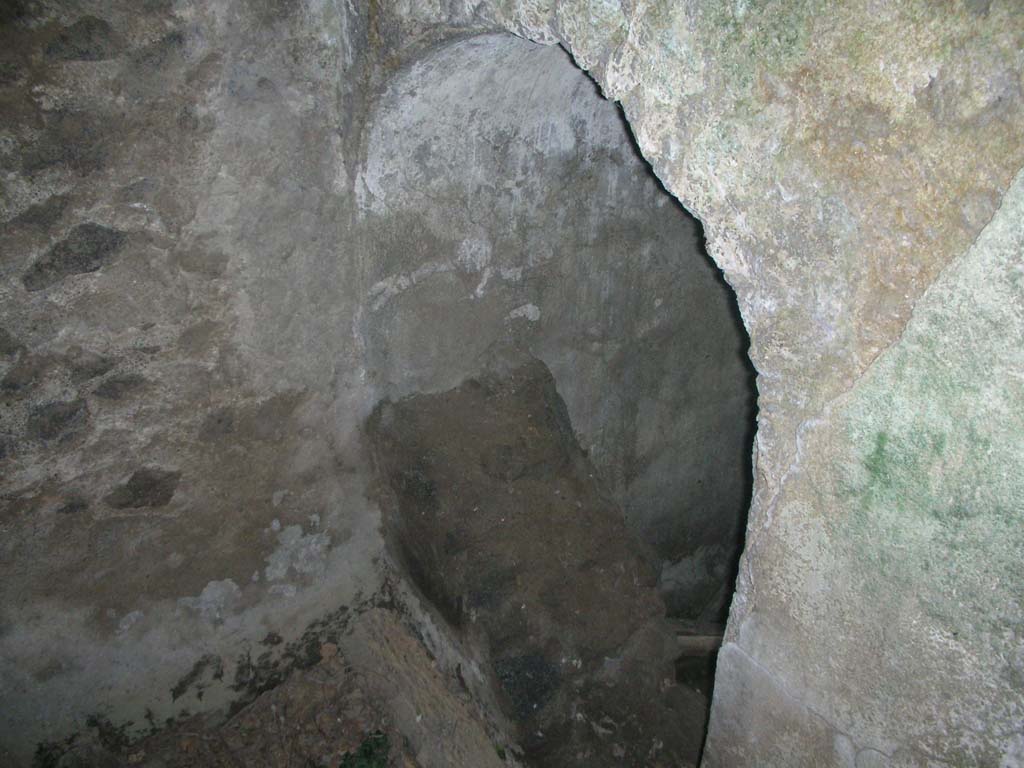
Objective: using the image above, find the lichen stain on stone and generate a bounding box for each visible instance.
[809,168,1024,759]
[705,0,826,90]
[177,579,242,625]
[862,430,891,491]
[263,525,331,583]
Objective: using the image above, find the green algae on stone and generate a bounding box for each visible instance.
[838,168,1024,642]
[702,0,827,92]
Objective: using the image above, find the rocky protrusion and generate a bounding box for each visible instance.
[0,354,51,395]
[104,467,181,509]
[45,16,123,61]
[93,373,147,400]
[9,195,69,230]
[65,348,116,383]
[0,328,21,358]
[27,399,89,441]
[22,224,127,291]
[20,111,110,175]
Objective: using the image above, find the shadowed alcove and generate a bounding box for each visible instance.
[359,34,757,766]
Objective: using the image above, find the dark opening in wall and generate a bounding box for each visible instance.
[0,5,760,766]
[361,33,758,766]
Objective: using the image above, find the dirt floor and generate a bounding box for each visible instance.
[35,645,418,768]
[366,357,712,767]
[34,357,721,768]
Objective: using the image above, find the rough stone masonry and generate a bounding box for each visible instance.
[1,1,1023,767]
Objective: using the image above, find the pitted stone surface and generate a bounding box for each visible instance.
[1,1,1022,766]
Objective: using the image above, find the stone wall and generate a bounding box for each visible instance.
[439,1,1023,765]
[0,1,749,763]
[1,0,1023,766]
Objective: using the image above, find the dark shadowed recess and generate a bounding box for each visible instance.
[364,35,760,764]
[611,92,759,614]
[611,97,759,757]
